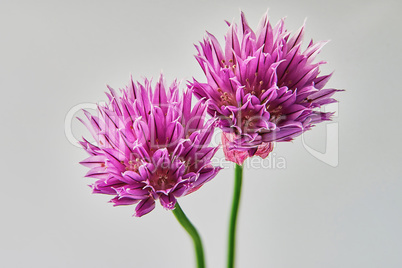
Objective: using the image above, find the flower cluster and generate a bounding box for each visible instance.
[190,12,341,164]
[79,75,221,217]
[78,11,341,218]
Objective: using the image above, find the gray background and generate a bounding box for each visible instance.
[1,0,401,267]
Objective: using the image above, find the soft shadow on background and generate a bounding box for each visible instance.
[1,0,401,267]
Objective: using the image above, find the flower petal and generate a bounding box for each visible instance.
[134,197,155,217]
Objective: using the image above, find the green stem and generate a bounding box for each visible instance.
[172,202,205,268]
[227,164,243,268]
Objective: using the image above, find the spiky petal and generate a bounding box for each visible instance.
[79,74,222,217]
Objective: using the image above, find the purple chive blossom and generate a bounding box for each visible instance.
[79,74,221,217]
[190,11,342,165]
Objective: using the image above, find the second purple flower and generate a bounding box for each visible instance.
[190,12,342,165]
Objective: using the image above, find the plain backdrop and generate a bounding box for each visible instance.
[1,0,401,267]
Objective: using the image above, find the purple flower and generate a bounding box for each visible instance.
[79,75,221,217]
[190,11,342,165]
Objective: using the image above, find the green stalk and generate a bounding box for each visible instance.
[227,164,244,268]
[172,202,205,268]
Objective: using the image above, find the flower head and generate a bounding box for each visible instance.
[190,11,342,165]
[79,75,221,217]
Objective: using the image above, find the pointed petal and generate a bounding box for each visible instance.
[134,197,155,217]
